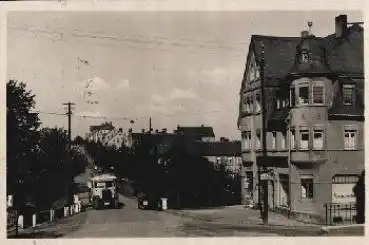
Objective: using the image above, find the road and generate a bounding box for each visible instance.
[65,193,288,237]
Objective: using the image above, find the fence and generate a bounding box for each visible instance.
[325,203,357,226]
[7,201,83,236]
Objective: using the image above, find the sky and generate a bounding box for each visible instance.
[7,10,362,140]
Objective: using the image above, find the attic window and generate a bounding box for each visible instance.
[343,84,355,106]
[301,51,312,63]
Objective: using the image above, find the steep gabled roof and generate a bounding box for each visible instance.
[247,24,364,85]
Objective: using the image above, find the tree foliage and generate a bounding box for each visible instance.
[7,80,40,195]
[7,80,88,210]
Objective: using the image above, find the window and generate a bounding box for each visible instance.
[290,129,296,149]
[301,175,314,199]
[255,94,261,112]
[282,99,286,108]
[277,99,280,109]
[298,86,309,105]
[313,85,324,104]
[313,129,324,149]
[343,84,355,106]
[300,129,309,149]
[281,132,286,149]
[271,132,276,149]
[242,131,252,150]
[301,51,311,63]
[344,129,357,150]
[290,87,296,107]
[256,130,261,149]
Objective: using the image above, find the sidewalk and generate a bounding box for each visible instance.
[170,205,320,229]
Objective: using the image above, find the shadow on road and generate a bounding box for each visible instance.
[8,231,63,239]
[179,222,324,237]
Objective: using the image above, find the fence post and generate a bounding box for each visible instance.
[50,209,54,222]
[18,215,24,230]
[32,213,37,228]
[329,204,332,226]
[325,204,328,226]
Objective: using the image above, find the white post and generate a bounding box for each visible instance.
[50,209,54,222]
[161,198,168,210]
[78,201,82,213]
[18,215,24,230]
[32,213,37,228]
[64,207,69,217]
[70,205,74,215]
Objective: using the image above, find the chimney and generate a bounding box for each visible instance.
[162,128,167,134]
[155,129,159,134]
[335,14,347,38]
[201,124,204,127]
[301,30,309,38]
[141,129,145,133]
[128,128,133,133]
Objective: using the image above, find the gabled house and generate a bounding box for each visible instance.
[238,14,364,223]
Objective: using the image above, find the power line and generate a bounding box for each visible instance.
[8,23,248,51]
[35,107,237,121]
[8,24,247,57]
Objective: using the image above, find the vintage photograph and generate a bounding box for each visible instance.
[5,9,365,238]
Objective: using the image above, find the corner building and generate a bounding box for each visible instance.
[238,15,364,223]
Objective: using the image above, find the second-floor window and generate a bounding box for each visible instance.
[271,132,276,149]
[298,86,309,105]
[255,94,261,113]
[290,87,296,107]
[281,131,286,149]
[313,85,324,104]
[343,84,355,106]
[313,129,324,149]
[344,129,357,150]
[300,129,309,149]
[290,129,296,149]
[256,130,261,149]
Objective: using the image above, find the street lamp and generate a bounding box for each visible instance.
[259,41,269,225]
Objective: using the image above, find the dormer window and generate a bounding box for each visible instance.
[343,84,355,106]
[301,51,312,63]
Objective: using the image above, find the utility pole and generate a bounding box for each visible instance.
[260,42,269,225]
[63,102,75,205]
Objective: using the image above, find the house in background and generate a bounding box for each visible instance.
[174,125,215,142]
[185,139,242,174]
[86,122,128,149]
[238,14,364,223]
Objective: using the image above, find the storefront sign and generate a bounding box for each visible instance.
[332,184,356,203]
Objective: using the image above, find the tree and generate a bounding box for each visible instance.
[7,80,40,197]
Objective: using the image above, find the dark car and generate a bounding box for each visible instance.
[137,192,162,210]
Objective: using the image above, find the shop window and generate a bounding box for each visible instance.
[313,129,324,149]
[301,175,314,199]
[344,129,357,150]
[313,85,324,104]
[343,84,355,106]
[298,86,309,105]
[300,129,309,149]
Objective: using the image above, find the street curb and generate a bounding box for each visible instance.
[320,224,365,234]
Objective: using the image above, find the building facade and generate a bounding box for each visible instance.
[238,15,364,223]
[86,122,128,149]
